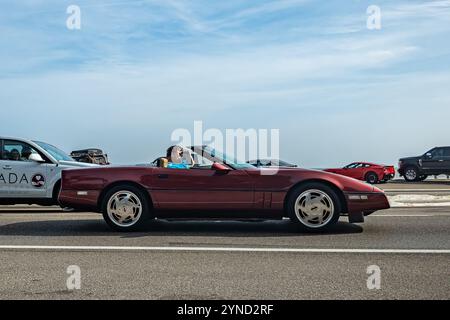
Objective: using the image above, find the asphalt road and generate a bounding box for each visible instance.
[0,204,449,300]
[378,179,450,194]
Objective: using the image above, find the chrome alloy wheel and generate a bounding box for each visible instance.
[107,191,143,227]
[294,189,335,228]
[405,168,417,181]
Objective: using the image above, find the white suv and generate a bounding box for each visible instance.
[0,137,96,205]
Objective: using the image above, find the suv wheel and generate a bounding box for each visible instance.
[404,167,419,182]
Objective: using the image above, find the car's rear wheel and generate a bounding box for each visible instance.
[102,185,151,231]
[287,183,341,232]
[404,167,419,182]
[365,172,379,184]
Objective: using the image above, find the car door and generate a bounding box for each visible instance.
[345,163,363,179]
[150,166,254,210]
[333,163,354,176]
[421,148,444,174]
[352,163,367,180]
[0,139,49,198]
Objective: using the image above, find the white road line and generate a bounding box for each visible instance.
[0,245,448,254]
[372,214,440,217]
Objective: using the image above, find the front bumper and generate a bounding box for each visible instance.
[59,190,100,211]
[345,191,390,216]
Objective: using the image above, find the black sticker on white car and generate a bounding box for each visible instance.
[31,174,45,188]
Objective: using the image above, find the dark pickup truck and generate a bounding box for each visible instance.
[398,146,450,182]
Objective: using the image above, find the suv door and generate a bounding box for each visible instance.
[442,147,450,174]
[421,147,445,175]
[0,140,49,198]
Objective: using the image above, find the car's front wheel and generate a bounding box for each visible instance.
[102,185,152,231]
[287,183,341,232]
[404,167,419,182]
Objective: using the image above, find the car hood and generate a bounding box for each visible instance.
[256,167,378,193]
[58,160,99,168]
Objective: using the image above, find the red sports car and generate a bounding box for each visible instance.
[59,146,390,232]
[324,162,395,184]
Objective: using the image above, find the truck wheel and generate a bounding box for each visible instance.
[101,185,151,232]
[404,167,419,182]
[286,183,341,232]
[365,172,379,184]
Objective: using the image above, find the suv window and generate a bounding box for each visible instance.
[444,148,450,157]
[2,140,41,162]
[431,148,445,158]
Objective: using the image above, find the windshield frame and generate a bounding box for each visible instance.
[190,145,255,170]
[33,141,75,162]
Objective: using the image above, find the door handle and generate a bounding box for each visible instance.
[2,166,12,170]
[157,174,169,179]
[439,160,444,162]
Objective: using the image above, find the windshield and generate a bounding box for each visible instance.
[34,141,74,162]
[203,146,254,169]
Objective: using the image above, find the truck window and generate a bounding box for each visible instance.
[431,148,444,158]
[444,148,450,157]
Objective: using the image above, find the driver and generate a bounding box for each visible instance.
[21,146,33,160]
[166,145,194,169]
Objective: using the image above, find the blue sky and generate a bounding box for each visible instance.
[1,0,450,166]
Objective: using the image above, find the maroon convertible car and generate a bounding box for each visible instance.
[59,146,390,232]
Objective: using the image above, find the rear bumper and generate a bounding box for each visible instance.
[59,190,100,211]
[345,192,390,216]
[383,174,395,181]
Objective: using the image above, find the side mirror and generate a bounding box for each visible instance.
[212,162,231,172]
[29,153,45,163]
[425,153,433,159]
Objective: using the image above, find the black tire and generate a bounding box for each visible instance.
[52,180,61,205]
[101,185,152,232]
[286,183,341,232]
[404,166,419,182]
[365,172,379,184]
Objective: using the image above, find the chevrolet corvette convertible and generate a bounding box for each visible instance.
[59,146,390,232]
